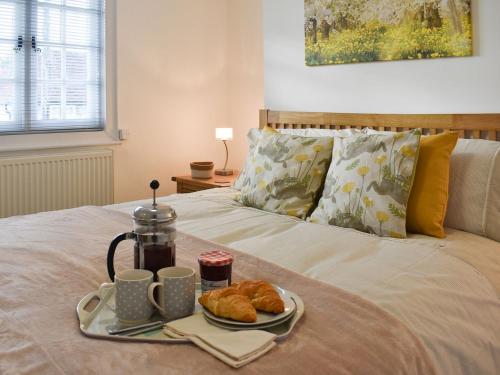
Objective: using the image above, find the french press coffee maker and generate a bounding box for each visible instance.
[107,180,177,280]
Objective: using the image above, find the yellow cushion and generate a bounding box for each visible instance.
[263,125,278,135]
[406,132,459,238]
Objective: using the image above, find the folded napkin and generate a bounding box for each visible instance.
[164,313,277,368]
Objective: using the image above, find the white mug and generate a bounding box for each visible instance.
[99,269,154,324]
[147,267,195,321]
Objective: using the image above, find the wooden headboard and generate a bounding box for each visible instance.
[259,109,500,141]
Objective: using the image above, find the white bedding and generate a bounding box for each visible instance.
[110,188,500,375]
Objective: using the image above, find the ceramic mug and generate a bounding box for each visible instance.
[99,269,154,324]
[147,267,195,321]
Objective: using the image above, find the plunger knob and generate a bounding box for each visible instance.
[150,180,160,207]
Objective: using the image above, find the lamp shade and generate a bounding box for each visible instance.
[215,128,233,141]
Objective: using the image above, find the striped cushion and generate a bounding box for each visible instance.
[445,139,500,242]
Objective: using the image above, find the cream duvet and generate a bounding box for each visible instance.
[112,188,500,375]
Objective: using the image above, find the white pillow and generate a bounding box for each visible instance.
[278,128,361,137]
[445,138,500,242]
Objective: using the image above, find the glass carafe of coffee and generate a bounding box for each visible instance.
[107,180,177,280]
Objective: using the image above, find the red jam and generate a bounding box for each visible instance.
[198,250,234,292]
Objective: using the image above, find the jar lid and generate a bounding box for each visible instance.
[133,203,177,225]
[198,250,234,266]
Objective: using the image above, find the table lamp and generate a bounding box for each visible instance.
[215,128,233,176]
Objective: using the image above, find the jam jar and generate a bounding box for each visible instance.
[198,250,234,292]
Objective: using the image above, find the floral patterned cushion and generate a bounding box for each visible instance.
[233,127,277,190]
[309,130,421,238]
[236,132,334,219]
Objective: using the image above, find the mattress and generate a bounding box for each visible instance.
[110,188,500,375]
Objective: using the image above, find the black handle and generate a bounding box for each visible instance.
[107,232,135,280]
[31,35,41,52]
[13,35,23,52]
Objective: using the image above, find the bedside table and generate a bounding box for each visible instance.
[171,172,239,193]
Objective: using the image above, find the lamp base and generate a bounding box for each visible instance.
[215,169,233,176]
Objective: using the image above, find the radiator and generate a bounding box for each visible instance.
[0,150,113,218]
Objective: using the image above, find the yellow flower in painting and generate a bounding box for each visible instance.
[313,144,324,153]
[363,196,374,208]
[295,154,308,162]
[312,168,323,177]
[257,180,266,190]
[357,166,370,177]
[342,182,356,193]
[400,145,416,158]
[376,211,389,223]
[375,155,387,165]
[255,166,264,174]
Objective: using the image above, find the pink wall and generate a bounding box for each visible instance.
[112,0,263,202]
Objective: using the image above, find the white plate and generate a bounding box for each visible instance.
[202,285,296,327]
[204,309,295,331]
[204,297,296,330]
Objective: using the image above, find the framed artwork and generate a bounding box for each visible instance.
[305,0,473,66]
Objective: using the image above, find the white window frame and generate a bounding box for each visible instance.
[0,0,119,152]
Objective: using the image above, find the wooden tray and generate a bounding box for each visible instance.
[76,283,304,343]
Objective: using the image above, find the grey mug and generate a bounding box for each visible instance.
[99,269,154,324]
[147,267,195,321]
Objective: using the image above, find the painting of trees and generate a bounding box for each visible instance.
[305,0,472,65]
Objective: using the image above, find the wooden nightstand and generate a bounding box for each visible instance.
[171,172,239,193]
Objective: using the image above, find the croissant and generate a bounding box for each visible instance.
[231,280,285,314]
[198,288,257,323]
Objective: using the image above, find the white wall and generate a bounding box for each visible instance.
[263,0,500,114]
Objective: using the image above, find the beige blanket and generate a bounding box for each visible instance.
[111,188,500,375]
[0,206,435,374]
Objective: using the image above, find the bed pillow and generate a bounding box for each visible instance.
[236,132,333,219]
[309,130,421,238]
[364,129,459,238]
[406,132,459,238]
[445,138,500,242]
[234,127,361,191]
[233,127,277,190]
[278,128,361,137]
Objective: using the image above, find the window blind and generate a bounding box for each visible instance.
[0,0,105,134]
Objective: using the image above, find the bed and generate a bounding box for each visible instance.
[1,110,500,375]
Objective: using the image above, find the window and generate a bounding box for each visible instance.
[0,0,105,134]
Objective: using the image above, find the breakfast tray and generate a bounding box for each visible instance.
[76,284,304,343]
